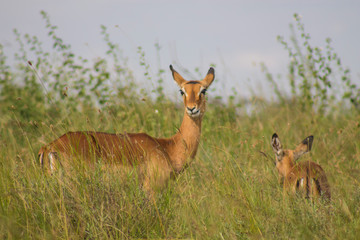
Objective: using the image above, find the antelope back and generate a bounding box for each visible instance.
[38,131,148,174]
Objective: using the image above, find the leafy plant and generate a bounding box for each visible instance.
[266,13,360,113]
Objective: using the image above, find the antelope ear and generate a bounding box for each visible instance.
[201,67,215,88]
[294,135,314,160]
[170,65,186,86]
[271,133,282,155]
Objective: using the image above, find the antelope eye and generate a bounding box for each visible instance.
[179,89,185,96]
[201,89,207,95]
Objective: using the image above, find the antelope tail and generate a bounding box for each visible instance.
[38,152,44,167]
[38,147,52,173]
[38,147,47,168]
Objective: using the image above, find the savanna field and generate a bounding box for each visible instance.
[0,13,359,239]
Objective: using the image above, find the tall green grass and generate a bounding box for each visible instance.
[0,13,359,239]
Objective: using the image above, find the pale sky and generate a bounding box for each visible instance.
[1,0,359,99]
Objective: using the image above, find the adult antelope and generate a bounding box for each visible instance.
[38,65,215,195]
[271,133,331,201]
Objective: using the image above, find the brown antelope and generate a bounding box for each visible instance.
[271,133,331,201]
[38,65,215,195]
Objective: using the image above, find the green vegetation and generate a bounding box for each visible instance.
[0,13,359,239]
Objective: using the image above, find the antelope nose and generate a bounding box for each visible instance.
[187,106,196,112]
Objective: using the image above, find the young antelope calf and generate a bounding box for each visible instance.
[271,133,331,201]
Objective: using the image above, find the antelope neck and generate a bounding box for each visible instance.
[176,110,202,152]
[162,109,203,173]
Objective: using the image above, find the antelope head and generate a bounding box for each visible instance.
[271,133,314,177]
[170,65,215,118]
